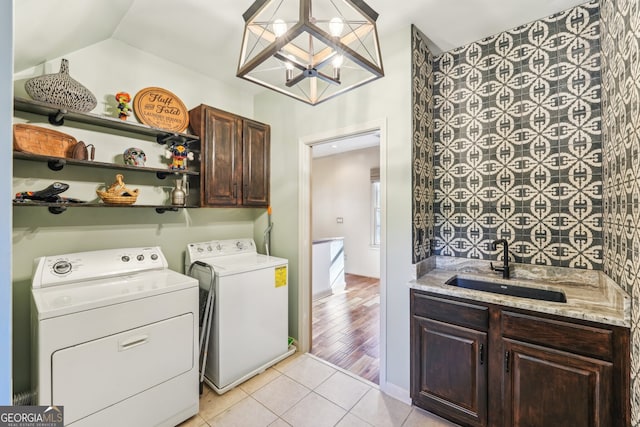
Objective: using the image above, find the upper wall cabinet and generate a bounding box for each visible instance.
[189,105,270,208]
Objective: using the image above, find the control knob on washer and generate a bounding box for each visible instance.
[52,261,72,275]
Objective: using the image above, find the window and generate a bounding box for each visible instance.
[371,167,380,247]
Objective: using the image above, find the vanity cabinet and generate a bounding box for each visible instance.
[411,293,488,426]
[501,311,616,427]
[410,289,630,427]
[188,104,270,207]
[503,339,612,427]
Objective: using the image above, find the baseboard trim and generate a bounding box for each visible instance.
[379,380,411,405]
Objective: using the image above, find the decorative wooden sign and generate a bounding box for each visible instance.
[133,87,189,132]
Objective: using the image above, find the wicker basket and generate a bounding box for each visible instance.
[97,174,139,205]
[13,124,77,157]
[96,192,139,205]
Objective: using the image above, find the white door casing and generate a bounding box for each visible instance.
[298,119,388,387]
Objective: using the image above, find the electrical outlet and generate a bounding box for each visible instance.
[336,217,343,223]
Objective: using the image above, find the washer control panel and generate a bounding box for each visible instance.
[32,247,168,288]
[186,238,256,263]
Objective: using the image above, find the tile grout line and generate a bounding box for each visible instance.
[306,352,380,389]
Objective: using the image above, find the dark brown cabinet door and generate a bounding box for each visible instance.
[201,108,242,206]
[503,339,613,427]
[242,119,270,207]
[189,105,270,207]
[410,290,629,427]
[411,316,488,427]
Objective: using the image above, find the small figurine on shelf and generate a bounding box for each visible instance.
[115,91,132,120]
[165,141,194,170]
[123,147,147,166]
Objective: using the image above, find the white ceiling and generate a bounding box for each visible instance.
[15,0,590,93]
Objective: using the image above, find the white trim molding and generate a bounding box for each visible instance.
[298,118,388,387]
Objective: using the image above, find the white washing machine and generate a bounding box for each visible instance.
[31,247,199,427]
[185,238,294,394]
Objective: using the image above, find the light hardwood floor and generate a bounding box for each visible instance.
[310,274,380,384]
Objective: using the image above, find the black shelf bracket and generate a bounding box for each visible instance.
[157,134,175,145]
[48,110,67,126]
[48,206,67,214]
[156,134,198,146]
[156,170,188,179]
[155,207,179,214]
[47,159,66,171]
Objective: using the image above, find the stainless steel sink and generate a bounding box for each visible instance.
[445,276,567,303]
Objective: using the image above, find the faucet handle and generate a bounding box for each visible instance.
[490,262,503,272]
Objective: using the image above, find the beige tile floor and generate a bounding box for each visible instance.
[178,352,459,427]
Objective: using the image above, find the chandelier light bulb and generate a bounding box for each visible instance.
[332,54,344,80]
[273,19,288,37]
[329,17,344,37]
[285,55,296,81]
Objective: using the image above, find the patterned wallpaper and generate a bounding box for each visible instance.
[600,0,640,424]
[432,2,603,269]
[411,25,435,264]
[410,0,638,421]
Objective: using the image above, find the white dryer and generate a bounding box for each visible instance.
[185,238,294,394]
[31,247,199,427]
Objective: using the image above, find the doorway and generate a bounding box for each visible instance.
[297,120,387,386]
[310,134,381,383]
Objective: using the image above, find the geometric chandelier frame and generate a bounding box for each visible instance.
[237,0,384,105]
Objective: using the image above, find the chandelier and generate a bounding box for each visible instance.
[237,0,384,105]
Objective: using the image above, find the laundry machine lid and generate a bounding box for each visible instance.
[32,247,170,289]
[201,253,288,276]
[185,238,288,276]
[32,269,197,320]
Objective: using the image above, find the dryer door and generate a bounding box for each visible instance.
[51,313,194,424]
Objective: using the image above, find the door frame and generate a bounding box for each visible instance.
[297,119,387,386]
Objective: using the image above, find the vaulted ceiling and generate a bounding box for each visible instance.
[14,0,591,93]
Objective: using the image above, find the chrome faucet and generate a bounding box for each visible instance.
[490,239,510,279]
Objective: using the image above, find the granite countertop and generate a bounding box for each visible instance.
[409,256,631,328]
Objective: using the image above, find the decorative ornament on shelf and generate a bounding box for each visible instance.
[14,181,85,204]
[171,176,189,206]
[133,87,189,132]
[70,141,95,161]
[165,141,194,170]
[115,92,132,120]
[123,147,147,167]
[25,58,98,112]
[13,123,77,157]
[96,174,139,205]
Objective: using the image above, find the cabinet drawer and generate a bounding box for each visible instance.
[501,311,613,360]
[412,291,488,331]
